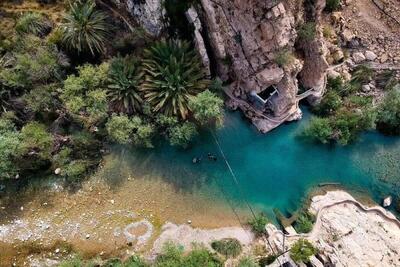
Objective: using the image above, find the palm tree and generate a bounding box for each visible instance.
[61,0,111,55]
[141,40,208,120]
[107,55,143,114]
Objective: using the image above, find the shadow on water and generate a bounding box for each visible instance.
[98,108,400,218]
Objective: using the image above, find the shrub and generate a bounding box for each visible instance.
[211,238,242,258]
[351,65,373,84]
[258,255,277,266]
[63,160,90,182]
[189,90,224,127]
[312,90,342,116]
[290,239,317,263]
[15,12,51,36]
[107,55,143,114]
[237,256,258,267]
[141,40,209,120]
[168,121,198,148]
[377,88,400,135]
[18,122,53,160]
[62,0,111,55]
[248,213,269,236]
[325,0,341,12]
[303,117,333,144]
[294,211,316,234]
[0,116,20,179]
[274,49,295,67]
[298,22,316,42]
[24,84,59,113]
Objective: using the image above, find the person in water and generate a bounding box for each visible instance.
[207,153,217,161]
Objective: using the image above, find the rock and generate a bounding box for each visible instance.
[361,84,371,92]
[55,248,60,254]
[383,196,392,207]
[332,49,344,63]
[327,70,341,79]
[352,52,366,63]
[187,220,192,224]
[54,168,61,175]
[85,234,90,239]
[342,29,355,42]
[365,50,377,61]
[380,53,389,63]
[110,199,115,205]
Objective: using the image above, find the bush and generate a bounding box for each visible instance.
[168,122,198,148]
[294,211,316,234]
[15,12,51,36]
[107,55,143,114]
[298,22,316,42]
[312,91,342,116]
[24,84,59,113]
[189,90,224,127]
[377,88,400,135]
[211,238,242,258]
[62,0,111,55]
[248,213,269,236]
[237,256,258,267]
[0,116,20,179]
[303,117,333,144]
[274,49,295,67]
[290,239,317,263]
[141,40,209,120]
[18,122,53,160]
[258,255,277,266]
[325,0,341,12]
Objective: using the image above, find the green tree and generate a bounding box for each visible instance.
[141,40,209,120]
[303,117,333,144]
[189,90,224,127]
[248,213,269,236]
[62,0,111,55]
[294,211,316,234]
[18,122,53,160]
[168,121,198,148]
[107,55,143,114]
[290,239,317,263]
[377,87,400,135]
[211,238,242,258]
[106,114,135,145]
[313,91,342,116]
[0,116,20,179]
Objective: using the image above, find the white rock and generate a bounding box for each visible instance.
[362,84,371,92]
[55,248,60,254]
[85,234,90,239]
[352,52,366,63]
[54,168,61,175]
[383,196,392,207]
[187,220,192,224]
[365,50,377,61]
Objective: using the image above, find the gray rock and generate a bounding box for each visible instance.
[365,50,377,61]
[352,52,366,63]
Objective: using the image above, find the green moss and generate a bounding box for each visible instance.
[211,238,242,258]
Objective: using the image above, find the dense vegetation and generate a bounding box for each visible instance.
[247,213,269,236]
[303,66,400,145]
[0,0,224,181]
[59,243,223,267]
[290,239,317,264]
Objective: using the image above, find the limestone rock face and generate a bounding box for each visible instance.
[117,0,165,36]
[198,0,307,132]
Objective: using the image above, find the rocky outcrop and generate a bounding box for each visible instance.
[266,191,400,267]
[113,0,165,36]
[197,0,308,132]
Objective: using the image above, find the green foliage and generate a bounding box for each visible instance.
[325,0,341,12]
[258,255,277,266]
[275,49,295,67]
[0,116,20,179]
[18,122,53,160]
[0,36,61,89]
[108,55,143,114]
[298,22,316,42]
[168,121,198,148]
[313,91,342,116]
[352,65,373,84]
[63,160,90,182]
[237,256,258,267]
[290,239,317,263]
[106,115,154,148]
[211,238,242,258]
[123,255,149,267]
[248,213,269,236]
[62,63,109,126]
[24,84,59,113]
[303,117,333,144]
[70,131,102,159]
[62,0,111,55]
[189,90,224,127]
[377,88,400,135]
[15,12,51,36]
[294,211,316,234]
[141,40,209,120]
[154,242,222,267]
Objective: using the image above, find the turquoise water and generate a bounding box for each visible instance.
[115,109,400,217]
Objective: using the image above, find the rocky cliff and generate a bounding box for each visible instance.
[117,0,329,132]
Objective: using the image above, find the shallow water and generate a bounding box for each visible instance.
[107,108,400,218]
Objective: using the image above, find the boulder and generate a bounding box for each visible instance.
[365,50,377,61]
[383,196,392,207]
[352,52,366,63]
